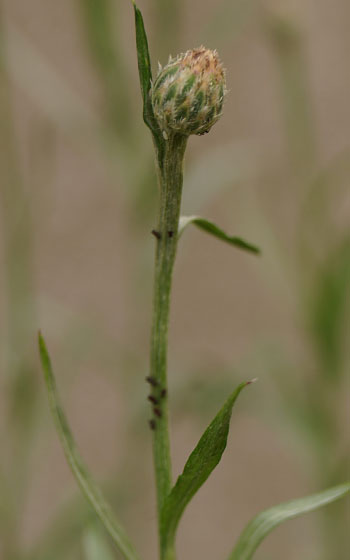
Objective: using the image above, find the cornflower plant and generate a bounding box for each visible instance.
[39,3,350,559]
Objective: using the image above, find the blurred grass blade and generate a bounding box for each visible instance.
[264,11,316,176]
[38,332,140,560]
[311,239,350,380]
[179,216,261,255]
[6,22,98,127]
[160,381,255,555]
[27,496,94,560]
[229,482,350,560]
[79,0,131,139]
[83,525,115,560]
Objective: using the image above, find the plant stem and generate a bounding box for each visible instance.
[149,133,187,556]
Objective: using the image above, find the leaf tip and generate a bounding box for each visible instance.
[38,329,45,350]
[38,331,52,374]
[246,377,258,386]
[247,244,261,256]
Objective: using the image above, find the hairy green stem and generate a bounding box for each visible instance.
[149,133,187,558]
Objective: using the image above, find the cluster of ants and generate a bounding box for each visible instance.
[146,375,167,429]
[147,227,172,429]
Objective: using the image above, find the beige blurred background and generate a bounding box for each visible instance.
[0,1,349,559]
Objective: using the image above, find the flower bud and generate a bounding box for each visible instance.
[151,46,226,137]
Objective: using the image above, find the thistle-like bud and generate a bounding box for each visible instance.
[151,46,226,138]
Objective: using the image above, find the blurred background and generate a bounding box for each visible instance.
[0,0,349,559]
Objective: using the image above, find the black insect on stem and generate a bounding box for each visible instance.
[160,388,167,398]
[153,407,162,418]
[148,395,159,405]
[149,419,156,430]
[146,376,158,387]
[151,229,161,240]
[167,231,174,238]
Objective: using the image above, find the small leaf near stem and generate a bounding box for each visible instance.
[38,332,140,560]
[178,216,261,255]
[132,1,152,125]
[229,482,350,560]
[160,380,255,559]
[132,1,165,157]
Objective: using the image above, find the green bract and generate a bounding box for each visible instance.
[152,46,226,137]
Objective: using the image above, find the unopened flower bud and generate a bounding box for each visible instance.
[151,46,226,138]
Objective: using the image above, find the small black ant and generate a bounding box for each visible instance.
[148,395,159,405]
[151,229,161,240]
[160,388,167,398]
[146,376,158,387]
[153,407,162,418]
[149,419,156,430]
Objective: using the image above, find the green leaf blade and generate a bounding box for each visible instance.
[133,2,152,110]
[132,1,164,156]
[160,381,254,555]
[38,332,140,560]
[229,482,350,560]
[179,216,261,255]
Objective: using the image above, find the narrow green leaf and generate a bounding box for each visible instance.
[229,482,350,560]
[132,2,152,113]
[132,1,164,157]
[179,216,261,255]
[160,381,255,555]
[38,332,140,560]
